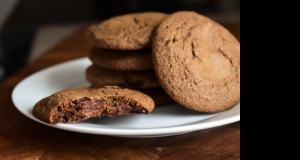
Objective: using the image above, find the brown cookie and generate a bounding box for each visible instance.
[152,11,240,113]
[88,47,153,71]
[85,64,161,89]
[32,86,155,124]
[86,12,168,50]
[139,88,175,106]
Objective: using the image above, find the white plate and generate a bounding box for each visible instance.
[12,57,240,138]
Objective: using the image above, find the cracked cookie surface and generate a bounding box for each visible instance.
[152,11,240,113]
[86,12,168,50]
[32,86,155,124]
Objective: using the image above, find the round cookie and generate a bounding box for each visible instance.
[85,64,161,89]
[139,87,175,106]
[88,47,153,71]
[32,86,155,124]
[152,11,240,113]
[86,12,168,50]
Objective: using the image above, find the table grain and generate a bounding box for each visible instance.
[0,24,240,160]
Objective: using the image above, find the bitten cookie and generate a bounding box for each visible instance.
[32,86,155,124]
[152,11,240,113]
[88,47,153,71]
[85,64,161,89]
[86,12,168,50]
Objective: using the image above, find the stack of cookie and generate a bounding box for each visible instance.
[85,12,174,106]
[32,11,240,125]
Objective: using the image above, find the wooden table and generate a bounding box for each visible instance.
[0,24,240,160]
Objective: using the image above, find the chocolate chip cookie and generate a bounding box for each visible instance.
[88,47,153,71]
[86,12,168,50]
[152,11,240,113]
[32,86,155,124]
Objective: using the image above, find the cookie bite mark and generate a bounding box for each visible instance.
[52,96,148,124]
[32,86,155,124]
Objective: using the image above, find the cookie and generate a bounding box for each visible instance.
[88,47,153,71]
[85,64,161,89]
[152,11,240,113]
[140,88,175,106]
[86,12,168,50]
[32,86,155,124]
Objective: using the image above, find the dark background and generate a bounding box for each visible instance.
[0,0,240,83]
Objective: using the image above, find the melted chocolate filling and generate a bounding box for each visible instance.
[52,97,148,124]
